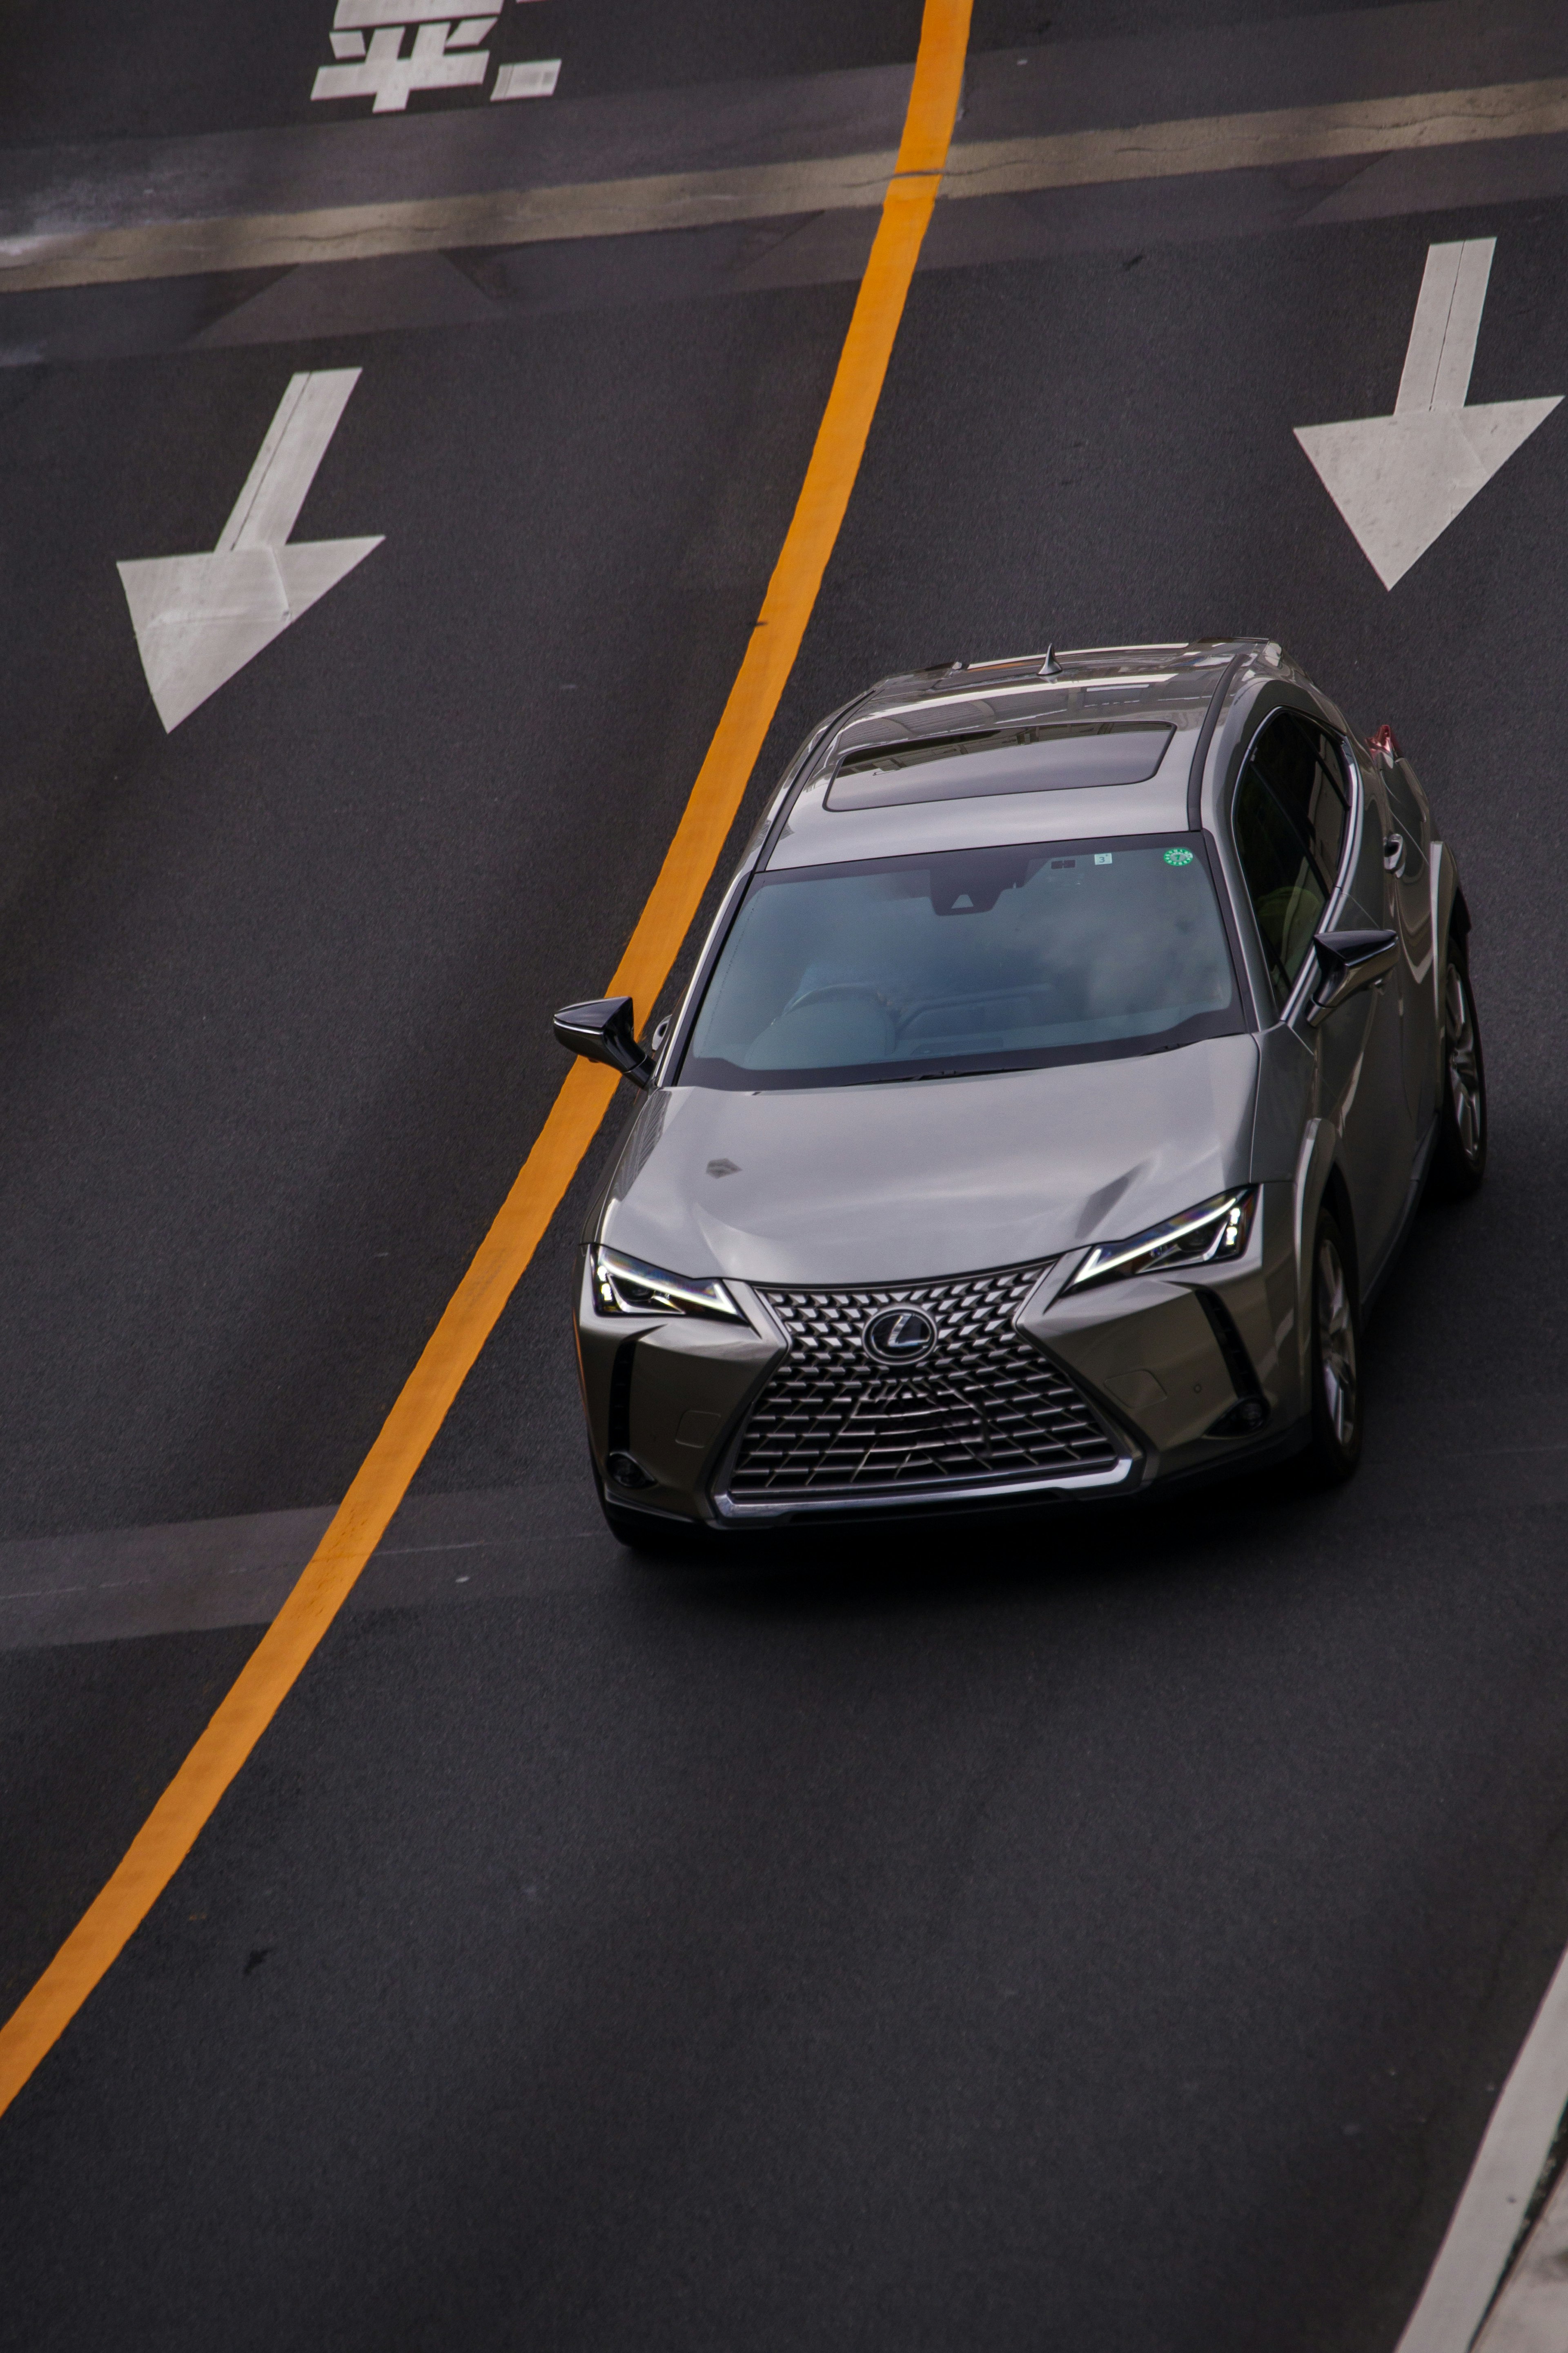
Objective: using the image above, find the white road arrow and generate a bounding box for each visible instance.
[117,368,381,731]
[1295,239,1561,590]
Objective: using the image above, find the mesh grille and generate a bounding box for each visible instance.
[726,1263,1120,1500]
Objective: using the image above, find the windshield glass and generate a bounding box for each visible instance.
[679,835,1245,1090]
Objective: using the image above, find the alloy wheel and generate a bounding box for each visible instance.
[1444,960,1484,1167]
[1315,1233,1357,1451]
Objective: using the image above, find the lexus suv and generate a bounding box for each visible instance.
[553,640,1484,1546]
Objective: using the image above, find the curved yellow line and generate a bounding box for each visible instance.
[0,0,973,2120]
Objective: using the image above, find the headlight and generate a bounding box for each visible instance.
[592,1245,744,1322]
[1067,1188,1257,1293]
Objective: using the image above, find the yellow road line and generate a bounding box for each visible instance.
[2,72,1563,294]
[0,0,972,2123]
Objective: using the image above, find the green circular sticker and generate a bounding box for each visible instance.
[1163,846,1195,866]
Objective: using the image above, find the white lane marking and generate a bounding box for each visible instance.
[1394,1955,1568,2353]
[216,369,359,551]
[1474,2158,1568,2352]
[116,369,381,732]
[492,57,560,99]
[16,79,1568,294]
[1295,238,1562,589]
[312,24,490,113]
[1395,241,1492,414]
[0,1489,610,1651]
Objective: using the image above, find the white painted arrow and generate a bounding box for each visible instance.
[1295,239,1561,589]
[117,369,381,731]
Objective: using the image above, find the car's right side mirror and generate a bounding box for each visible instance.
[1307,929,1398,1027]
[553,996,655,1088]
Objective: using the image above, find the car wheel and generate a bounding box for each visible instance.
[1307,1208,1361,1485]
[1430,934,1486,1200]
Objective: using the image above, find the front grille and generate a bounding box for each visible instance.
[725,1262,1121,1502]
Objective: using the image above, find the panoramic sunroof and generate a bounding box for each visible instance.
[825,720,1176,811]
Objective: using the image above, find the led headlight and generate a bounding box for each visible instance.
[1067,1188,1257,1293]
[593,1245,744,1322]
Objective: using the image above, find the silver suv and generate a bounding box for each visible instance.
[555,640,1484,1546]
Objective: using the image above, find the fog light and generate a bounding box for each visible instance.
[607,1451,656,1490]
[1207,1397,1268,1439]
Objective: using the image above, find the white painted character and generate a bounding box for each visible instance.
[312,0,498,112]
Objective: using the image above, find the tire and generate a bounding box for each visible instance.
[1430,933,1487,1200]
[1307,1207,1362,1486]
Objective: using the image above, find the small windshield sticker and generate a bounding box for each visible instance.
[1164,846,1195,866]
[1094,853,1113,865]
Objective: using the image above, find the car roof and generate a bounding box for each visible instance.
[764,638,1292,871]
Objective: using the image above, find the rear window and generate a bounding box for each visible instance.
[825,722,1175,811]
[678,834,1245,1091]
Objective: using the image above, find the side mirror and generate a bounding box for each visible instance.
[1307,929,1397,1028]
[553,996,655,1088]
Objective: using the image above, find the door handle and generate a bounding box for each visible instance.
[1383,832,1406,874]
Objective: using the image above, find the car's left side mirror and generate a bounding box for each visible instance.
[1307,929,1397,1028]
[552,996,655,1088]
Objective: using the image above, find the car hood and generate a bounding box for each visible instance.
[597,1033,1261,1287]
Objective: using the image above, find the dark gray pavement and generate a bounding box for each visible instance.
[0,0,925,145]
[13,0,1568,373]
[4,4,1568,2348]
[0,291,846,1537]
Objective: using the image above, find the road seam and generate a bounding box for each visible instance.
[3,74,1566,293]
[0,0,973,2121]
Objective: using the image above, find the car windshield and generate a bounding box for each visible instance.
[678,836,1245,1090]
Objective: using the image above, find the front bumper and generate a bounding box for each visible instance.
[573,1183,1300,1529]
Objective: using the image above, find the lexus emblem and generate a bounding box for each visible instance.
[863,1307,937,1365]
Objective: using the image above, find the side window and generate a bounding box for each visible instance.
[1250,711,1349,885]
[1233,748,1328,1009]
[1232,712,1352,1012]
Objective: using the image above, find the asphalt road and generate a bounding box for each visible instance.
[5,2,1568,2347]
[0,0,927,143]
